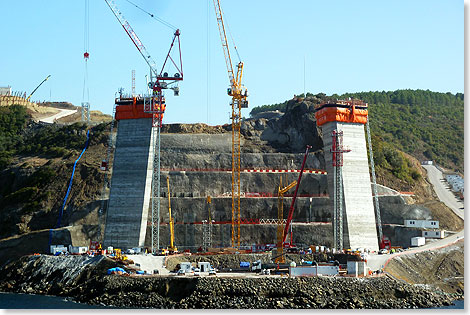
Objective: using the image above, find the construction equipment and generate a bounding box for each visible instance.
[104,0,183,254]
[331,130,350,251]
[212,0,248,248]
[203,196,213,251]
[166,176,177,254]
[282,145,312,247]
[275,177,297,263]
[26,75,51,101]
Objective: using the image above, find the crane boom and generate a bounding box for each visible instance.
[27,75,51,101]
[282,145,312,245]
[104,0,158,77]
[212,0,235,85]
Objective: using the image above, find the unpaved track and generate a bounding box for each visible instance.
[422,164,464,219]
[39,108,77,124]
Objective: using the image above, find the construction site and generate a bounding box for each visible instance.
[0,0,464,309]
[39,0,457,276]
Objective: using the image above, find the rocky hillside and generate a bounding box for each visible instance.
[385,240,464,295]
[0,100,463,260]
[251,90,464,173]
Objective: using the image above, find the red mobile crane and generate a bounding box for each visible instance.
[282,145,312,247]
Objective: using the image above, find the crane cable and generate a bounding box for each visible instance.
[124,0,177,31]
[82,0,90,103]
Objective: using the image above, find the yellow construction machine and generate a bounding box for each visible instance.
[166,176,178,254]
[275,177,297,263]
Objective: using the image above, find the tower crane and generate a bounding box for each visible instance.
[104,0,183,254]
[212,0,248,248]
[104,0,183,113]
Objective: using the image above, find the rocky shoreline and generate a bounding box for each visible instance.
[0,255,462,309]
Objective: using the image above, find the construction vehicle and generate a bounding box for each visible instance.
[212,0,248,248]
[379,236,391,250]
[113,248,122,259]
[275,177,297,263]
[166,176,177,254]
[274,145,312,261]
[26,75,51,101]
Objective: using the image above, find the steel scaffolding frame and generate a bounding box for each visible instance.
[366,119,383,243]
[331,130,350,251]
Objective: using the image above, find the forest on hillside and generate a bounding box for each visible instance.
[250,89,464,173]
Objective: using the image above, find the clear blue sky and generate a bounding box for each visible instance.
[1,0,464,125]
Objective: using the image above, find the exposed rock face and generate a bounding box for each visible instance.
[0,255,458,309]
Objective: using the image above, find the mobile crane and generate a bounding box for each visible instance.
[212,0,248,248]
[272,145,311,263]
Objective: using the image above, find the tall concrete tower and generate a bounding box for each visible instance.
[103,97,156,250]
[315,100,379,251]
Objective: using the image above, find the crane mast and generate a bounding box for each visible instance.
[212,0,248,248]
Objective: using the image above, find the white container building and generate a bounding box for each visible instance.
[422,230,445,239]
[411,237,425,247]
[404,220,439,229]
[289,265,339,277]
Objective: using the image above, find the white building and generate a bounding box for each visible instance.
[446,174,464,193]
[422,230,445,239]
[0,86,11,96]
[404,220,439,229]
[411,237,425,247]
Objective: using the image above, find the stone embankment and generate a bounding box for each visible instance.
[0,255,459,309]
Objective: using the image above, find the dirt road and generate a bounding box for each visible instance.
[422,164,464,219]
[39,108,77,124]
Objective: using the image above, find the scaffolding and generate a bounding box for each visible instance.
[81,102,90,123]
[149,96,165,254]
[202,196,213,250]
[331,130,350,251]
[366,119,383,243]
[98,103,117,242]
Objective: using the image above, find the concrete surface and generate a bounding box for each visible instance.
[103,118,155,249]
[321,121,379,252]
